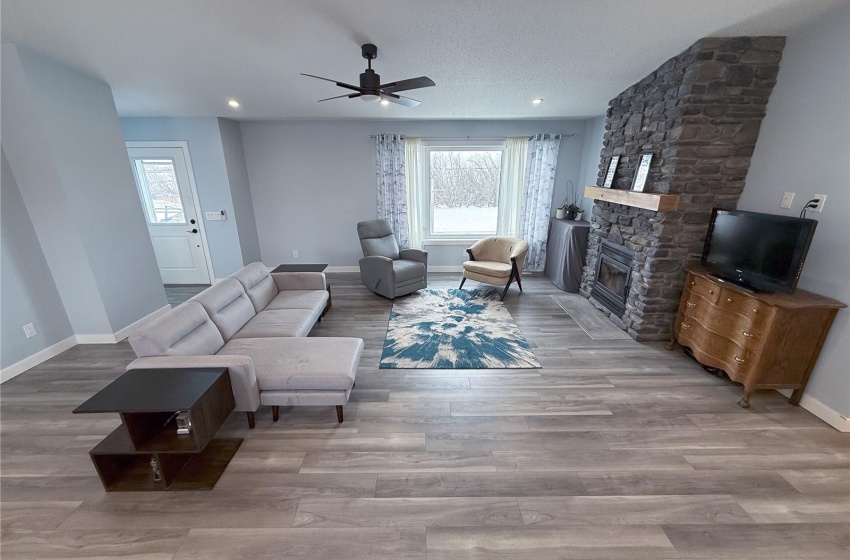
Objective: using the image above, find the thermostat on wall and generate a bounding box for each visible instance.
[205,210,227,221]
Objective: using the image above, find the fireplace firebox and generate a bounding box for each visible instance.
[591,240,635,317]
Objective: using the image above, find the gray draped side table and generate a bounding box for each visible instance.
[543,218,591,292]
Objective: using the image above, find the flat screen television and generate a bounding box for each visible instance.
[701,208,817,294]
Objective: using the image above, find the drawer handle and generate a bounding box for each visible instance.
[681,322,690,329]
[742,330,753,339]
[690,281,695,286]
[726,298,733,303]
[686,301,696,308]
[753,309,758,314]
[734,355,745,364]
[708,289,714,294]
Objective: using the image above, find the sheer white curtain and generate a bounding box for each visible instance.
[376,134,409,248]
[520,133,562,270]
[496,137,529,237]
[404,137,424,250]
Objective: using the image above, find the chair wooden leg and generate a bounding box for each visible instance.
[515,273,523,293]
[336,405,344,423]
[500,278,513,301]
[246,411,255,429]
[459,277,466,289]
[272,406,279,422]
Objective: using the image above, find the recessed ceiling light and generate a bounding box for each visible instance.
[227,99,240,108]
[380,99,390,106]
[532,98,543,105]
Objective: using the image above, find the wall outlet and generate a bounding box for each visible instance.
[780,192,795,209]
[811,194,827,213]
[23,323,37,338]
[292,250,299,258]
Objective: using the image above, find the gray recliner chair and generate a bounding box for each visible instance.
[357,219,427,299]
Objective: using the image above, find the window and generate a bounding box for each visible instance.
[133,158,186,224]
[422,141,505,238]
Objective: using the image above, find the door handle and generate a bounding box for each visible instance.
[187,228,198,233]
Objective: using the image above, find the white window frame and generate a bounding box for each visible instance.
[419,139,507,242]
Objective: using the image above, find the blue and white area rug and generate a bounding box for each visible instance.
[380,288,541,369]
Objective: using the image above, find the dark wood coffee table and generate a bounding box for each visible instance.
[271,263,332,316]
[74,368,242,492]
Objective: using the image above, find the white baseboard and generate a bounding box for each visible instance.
[1,335,77,383]
[777,389,850,432]
[1,305,172,384]
[428,266,463,273]
[324,266,360,273]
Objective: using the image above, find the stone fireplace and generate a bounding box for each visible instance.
[580,36,785,340]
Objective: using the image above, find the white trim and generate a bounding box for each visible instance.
[1,336,77,383]
[325,266,360,273]
[125,141,217,285]
[214,277,228,284]
[777,389,850,432]
[75,334,119,344]
[424,239,480,246]
[113,304,171,342]
[429,266,464,273]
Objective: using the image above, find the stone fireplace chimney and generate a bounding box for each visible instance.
[580,36,785,341]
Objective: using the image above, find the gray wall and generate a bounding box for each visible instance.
[120,117,248,277]
[576,116,606,217]
[239,119,588,267]
[1,148,74,368]
[2,43,167,335]
[219,118,262,264]
[737,4,850,417]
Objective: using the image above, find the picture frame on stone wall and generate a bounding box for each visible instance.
[602,155,620,188]
[630,153,653,192]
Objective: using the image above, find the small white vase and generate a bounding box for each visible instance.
[576,211,584,221]
[555,208,566,219]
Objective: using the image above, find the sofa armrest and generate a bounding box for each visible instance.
[126,355,260,412]
[399,249,428,264]
[271,271,327,291]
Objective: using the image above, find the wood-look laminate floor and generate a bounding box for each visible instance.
[2,273,848,559]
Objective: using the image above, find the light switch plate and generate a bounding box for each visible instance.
[205,211,220,221]
[780,192,795,209]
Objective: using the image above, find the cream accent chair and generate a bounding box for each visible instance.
[460,236,530,300]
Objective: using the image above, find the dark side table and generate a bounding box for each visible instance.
[73,368,242,491]
[272,263,332,316]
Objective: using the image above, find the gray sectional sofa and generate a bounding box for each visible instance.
[127,262,364,427]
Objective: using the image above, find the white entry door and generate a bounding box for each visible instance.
[128,146,212,285]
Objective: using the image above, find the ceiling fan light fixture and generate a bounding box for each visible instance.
[361,93,381,102]
[380,99,390,106]
[532,98,543,105]
[227,99,240,108]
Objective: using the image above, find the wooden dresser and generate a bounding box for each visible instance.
[670,266,845,408]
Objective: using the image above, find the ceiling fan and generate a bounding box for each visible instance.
[301,43,435,107]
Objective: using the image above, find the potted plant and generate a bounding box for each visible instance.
[560,181,582,220]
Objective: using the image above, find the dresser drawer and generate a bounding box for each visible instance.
[677,319,757,381]
[718,288,771,330]
[686,274,720,304]
[680,302,763,348]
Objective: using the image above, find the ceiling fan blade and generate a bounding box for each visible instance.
[317,93,362,102]
[379,76,435,93]
[300,73,363,93]
[381,93,421,108]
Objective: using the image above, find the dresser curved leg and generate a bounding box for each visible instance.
[737,388,752,409]
[666,337,679,352]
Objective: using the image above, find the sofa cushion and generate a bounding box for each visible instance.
[217,337,363,392]
[231,309,317,339]
[232,262,278,312]
[191,278,256,340]
[393,259,426,284]
[265,289,329,311]
[463,260,512,278]
[128,300,224,358]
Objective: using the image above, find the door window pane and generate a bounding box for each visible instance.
[429,150,501,235]
[135,159,186,224]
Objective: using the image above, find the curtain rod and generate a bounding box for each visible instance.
[368,134,576,140]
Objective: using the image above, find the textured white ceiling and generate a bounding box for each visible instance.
[1,0,843,119]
